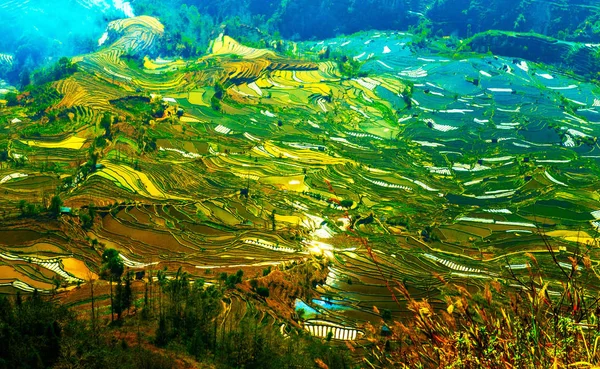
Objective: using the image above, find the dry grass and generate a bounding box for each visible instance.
[364,242,600,368]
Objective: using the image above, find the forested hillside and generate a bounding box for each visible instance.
[2,0,600,86]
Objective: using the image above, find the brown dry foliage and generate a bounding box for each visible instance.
[365,249,600,369]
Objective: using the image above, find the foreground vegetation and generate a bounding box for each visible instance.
[5,243,600,368]
[0,291,174,369]
[365,244,600,368]
[0,270,352,369]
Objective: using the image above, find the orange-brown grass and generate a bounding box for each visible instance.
[363,248,600,368]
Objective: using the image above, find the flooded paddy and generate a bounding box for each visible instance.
[2,21,600,345]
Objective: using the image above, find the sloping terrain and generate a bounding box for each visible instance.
[1,17,600,343]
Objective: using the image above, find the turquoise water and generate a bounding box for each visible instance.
[312,299,350,311]
[295,299,319,319]
[294,298,350,320]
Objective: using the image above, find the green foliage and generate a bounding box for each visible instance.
[514,13,527,30]
[340,199,353,208]
[0,148,8,162]
[355,214,374,227]
[17,200,26,215]
[142,135,158,153]
[559,94,580,114]
[422,225,440,242]
[256,286,270,298]
[0,292,68,368]
[154,272,351,368]
[4,92,18,106]
[408,18,433,49]
[108,97,164,123]
[31,57,78,86]
[155,314,169,347]
[17,200,41,217]
[80,213,93,230]
[121,54,144,72]
[400,83,414,110]
[48,195,62,217]
[225,269,243,289]
[18,84,62,119]
[88,203,96,219]
[386,215,410,228]
[0,292,175,369]
[155,270,221,352]
[337,56,367,78]
[114,273,133,319]
[0,269,353,369]
[381,309,392,321]
[19,107,77,136]
[101,248,124,280]
[209,81,226,112]
[134,3,215,58]
[249,279,258,290]
[210,95,222,112]
[100,112,113,138]
[262,266,272,276]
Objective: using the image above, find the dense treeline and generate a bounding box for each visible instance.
[0,291,173,369]
[130,0,600,59]
[131,0,417,58]
[429,0,600,40]
[3,0,600,85]
[0,254,352,369]
[148,267,353,368]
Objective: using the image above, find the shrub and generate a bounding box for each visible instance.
[48,195,62,217]
[249,279,258,290]
[340,199,353,208]
[31,57,78,85]
[4,92,18,106]
[256,287,270,298]
[80,213,93,230]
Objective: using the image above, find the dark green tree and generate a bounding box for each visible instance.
[4,92,18,106]
[0,293,68,368]
[256,287,270,298]
[49,195,62,217]
[17,200,27,216]
[340,199,353,208]
[80,213,93,230]
[100,112,113,139]
[101,248,124,322]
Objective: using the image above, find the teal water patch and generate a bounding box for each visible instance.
[295,299,319,319]
[312,298,350,311]
[295,298,351,319]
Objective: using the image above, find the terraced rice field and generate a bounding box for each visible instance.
[3,19,600,341]
[20,135,87,150]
